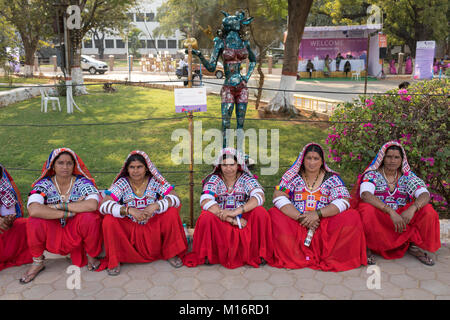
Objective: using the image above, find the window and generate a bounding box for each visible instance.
[83,40,93,48]
[147,40,156,49]
[146,13,155,21]
[116,39,125,48]
[168,40,177,49]
[136,12,145,22]
[157,40,167,49]
[140,40,146,48]
[105,39,114,49]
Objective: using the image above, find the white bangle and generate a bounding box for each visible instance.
[273,196,291,210]
[157,199,169,213]
[203,200,217,211]
[331,199,349,213]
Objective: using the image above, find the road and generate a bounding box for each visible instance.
[39,66,414,103]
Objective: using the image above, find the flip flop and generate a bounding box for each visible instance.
[19,265,46,284]
[87,260,100,271]
[107,265,121,276]
[168,256,183,268]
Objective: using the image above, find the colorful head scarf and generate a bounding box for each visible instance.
[279,142,338,188]
[351,140,411,207]
[203,148,254,185]
[32,148,96,188]
[0,164,24,218]
[113,150,174,195]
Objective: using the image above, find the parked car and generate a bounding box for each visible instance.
[81,55,108,74]
[192,62,224,79]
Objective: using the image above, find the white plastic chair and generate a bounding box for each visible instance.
[351,70,361,80]
[40,88,61,112]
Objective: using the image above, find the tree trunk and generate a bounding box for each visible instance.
[266,0,314,114]
[70,38,88,96]
[70,30,88,95]
[21,35,37,78]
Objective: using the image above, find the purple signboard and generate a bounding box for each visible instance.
[299,38,368,60]
[414,41,435,80]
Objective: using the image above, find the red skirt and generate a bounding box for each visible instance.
[183,206,274,269]
[0,218,33,271]
[269,207,367,271]
[358,202,441,259]
[27,212,103,267]
[98,207,187,271]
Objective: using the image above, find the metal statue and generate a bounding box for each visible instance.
[191,10,256,148]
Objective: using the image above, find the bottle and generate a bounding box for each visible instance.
[304,228,315,247]
[183,223,192,251]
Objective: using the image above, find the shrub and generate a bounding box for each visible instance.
[327,79,449,216]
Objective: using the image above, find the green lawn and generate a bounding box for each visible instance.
[0,84,329,225]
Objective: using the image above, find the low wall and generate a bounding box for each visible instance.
[0,85,41,108]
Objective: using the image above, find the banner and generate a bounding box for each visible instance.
[299,38,368,60]
[414,41,435,80]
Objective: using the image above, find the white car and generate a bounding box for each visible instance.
[81,55,108,74]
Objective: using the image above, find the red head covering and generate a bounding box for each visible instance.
[113,150,174,195]
[31,148,96,188]
[279,142,338,187]
[350,140,410,208]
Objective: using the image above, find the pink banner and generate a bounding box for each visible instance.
[299,38,368,60]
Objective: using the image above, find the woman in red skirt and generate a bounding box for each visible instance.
[99,150,187,275]
[21,148,103,283]
[269,143,367,271]
[183,148,273,269]
[352,141,440,265]
[0,164,32,271]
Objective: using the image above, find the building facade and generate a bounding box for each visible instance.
[81,0,182,58]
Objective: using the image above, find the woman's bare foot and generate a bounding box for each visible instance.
[20,256,45,284]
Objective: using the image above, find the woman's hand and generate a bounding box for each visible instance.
[299,211,320,229]
[388,209,406,233]
[128,207,147,222]
[142,203,159,219]
[401,206,416,225]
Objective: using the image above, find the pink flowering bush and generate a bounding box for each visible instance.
[328,79,449,216]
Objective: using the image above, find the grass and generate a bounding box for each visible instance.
[0,84,328,225]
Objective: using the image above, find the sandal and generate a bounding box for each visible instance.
[107,264,121,276]
[409,245,435,266]
[367,249,376,265]
[168,256,183,268]
[20,256,46,284]
[87,257,100,271]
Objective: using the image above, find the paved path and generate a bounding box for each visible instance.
[1,225,448,301]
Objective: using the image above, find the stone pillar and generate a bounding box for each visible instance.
[52,55,57,72]
[267,55,273,74]
[129,55,133,71]
[108,55,114,72]
[141,57,145,72]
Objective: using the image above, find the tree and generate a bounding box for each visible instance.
[0,0,53,77]
[308,0,449,57]
[266,0,314,115]
[0,17,20,85]
[51,0,137,95]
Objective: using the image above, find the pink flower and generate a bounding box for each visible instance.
[357,154,362,160]
[398,89,408,95]
[333,156,341,163]
[365,99,375,108]
[420,157,435,166]
[349,152,354,158]
[362,122,374,129]
[342,128,348,136]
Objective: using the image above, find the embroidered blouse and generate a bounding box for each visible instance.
[278,173,350,213]
[201,173,262,210]
[360,170,428,210]
[108,176,172,224]
[0,175,17,215]
[27,175,99,226]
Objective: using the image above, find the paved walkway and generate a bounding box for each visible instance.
[1,221,449,301]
